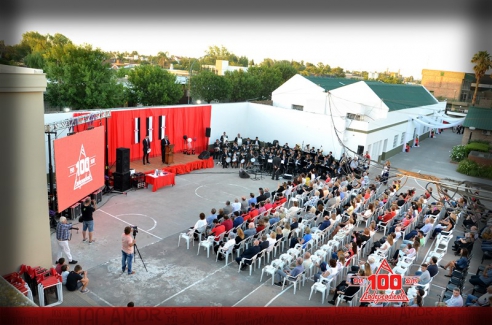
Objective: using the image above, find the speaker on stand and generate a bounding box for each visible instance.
[116,148,130,173]
[113,171,131,192]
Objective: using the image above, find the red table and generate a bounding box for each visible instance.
[145,172,175,192]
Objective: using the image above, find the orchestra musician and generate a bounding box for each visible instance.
[271,154,282,180]
[213,139,221,160]
[222,148,231,168]
[220,132,228,144]
[234,133,243,147]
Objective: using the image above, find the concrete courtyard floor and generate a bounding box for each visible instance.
[43,130,492,307]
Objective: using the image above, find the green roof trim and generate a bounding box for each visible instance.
[365,82,438,111]
[305,77,359,91]
[305,76,438,111]
[462,106,492,131]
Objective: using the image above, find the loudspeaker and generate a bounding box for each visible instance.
[357,145,364,155]
[113,171,131,192]
[198,150,210,160]
[116,148,130,173]
[91,190,102,204]
[239,169,250,179]
[205,127,211,137]
[69,202,81,220]
[283,174,293,180]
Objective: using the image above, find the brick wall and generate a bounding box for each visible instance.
[461,128,492,145]
[421,70,465,100]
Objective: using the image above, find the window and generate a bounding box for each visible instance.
[393,135,398,148]
[401,132,405,144]
[292,104,304,111]
[346,113,364,121]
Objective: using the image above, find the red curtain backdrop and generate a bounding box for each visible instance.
[70,106,211,167]
[107,106,211,166]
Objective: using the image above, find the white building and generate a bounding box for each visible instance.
[269,75,447,160]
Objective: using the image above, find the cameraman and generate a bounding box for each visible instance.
[56,217,78,265]
[122,226,136,275]
[81,197,97,244]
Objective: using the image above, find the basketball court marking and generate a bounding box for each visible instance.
[232,282,267,306]
[153,262,234,307]
[195,183,251,203]
[264,285,293,307]
[98,209,163,240]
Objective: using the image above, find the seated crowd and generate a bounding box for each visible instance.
[186,146,491,307]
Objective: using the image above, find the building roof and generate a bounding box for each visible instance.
[462,106,492,131]
[306,76,438,111]
[305,77,359,91]
[365,82,438,111]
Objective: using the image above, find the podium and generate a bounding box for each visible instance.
[165,144,174,164]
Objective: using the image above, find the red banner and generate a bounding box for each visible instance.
[53,126,105,212]
[0,307,489,325]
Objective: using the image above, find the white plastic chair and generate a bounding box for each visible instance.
[260,259,285,285]
[309,275,334,303]
[238,253,259,276]
[178,232,194,249]
[282,270,305,294]
[197,236,215,258]
[335,289,359,306]
[216,244,234,265]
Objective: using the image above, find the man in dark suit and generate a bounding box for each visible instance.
[160,135,170,164]
[235,239,261,270]
[256,188,267,203]
[142,135,150,165]
[272,155,282,180]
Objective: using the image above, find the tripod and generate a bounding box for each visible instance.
[133,233,148,272]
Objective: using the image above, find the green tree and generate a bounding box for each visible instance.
[127,65,183,106]
[156,51,170,68]
[330,67,346,78]
[19,31,50,53]
[224,70,261,102]
[471,50,492,106]
[272,61,297,82]
[44,43,126,109]
[204,45,248,67]
[247,66,283,100]
[190,70,232,103]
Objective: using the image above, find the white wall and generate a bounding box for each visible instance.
[272,74,325,110]
[209,102,249,142]
[329,82,389,120]
[210,102,345,157]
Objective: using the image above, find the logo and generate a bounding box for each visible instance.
[350,259,420,304]
[68,144,97,190]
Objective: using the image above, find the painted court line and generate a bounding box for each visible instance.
[232,282,267,307]
[264,284,293,307]
[98,209,163,240]
[154,262,233,307]
[88,291,114,307]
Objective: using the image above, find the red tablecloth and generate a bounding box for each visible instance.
[144,172,175,192]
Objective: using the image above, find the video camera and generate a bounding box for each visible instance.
[132,225,138,237]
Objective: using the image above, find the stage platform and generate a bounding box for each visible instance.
[109,152,214,175]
